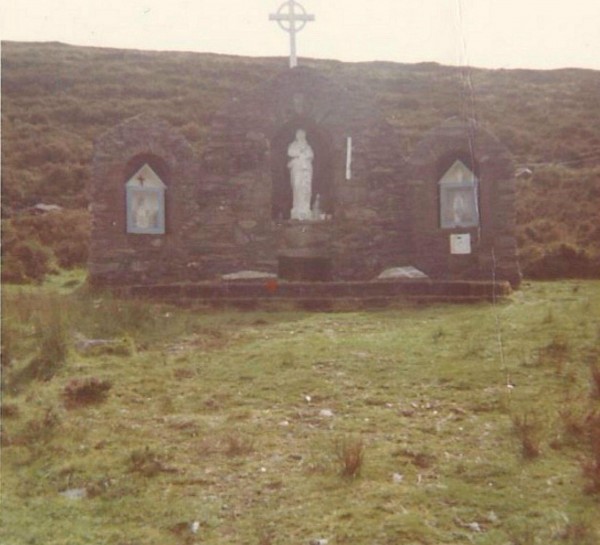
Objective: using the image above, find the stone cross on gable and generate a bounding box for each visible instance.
[269,0,315,68]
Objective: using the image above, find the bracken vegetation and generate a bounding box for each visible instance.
[2,41,600,281]
[1,274,600,544]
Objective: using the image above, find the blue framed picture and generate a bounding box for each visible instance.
[439,160,479,229]
[126,164,166,235]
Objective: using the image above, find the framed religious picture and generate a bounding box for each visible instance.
[439,160,480,229]
[125,164,166,234]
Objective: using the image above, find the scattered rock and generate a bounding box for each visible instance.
[466,522,482,532]
[30,203,63,214]
[319,409,334,418]
[487,511,499,523]
[392,473,404,484]
[515,167,533,179]
[221,270,277,281]
[73,333,133,356]
[376,266,428,280]
[74,336,119,352]
[60,488,87,500]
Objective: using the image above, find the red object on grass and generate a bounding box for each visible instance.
[265,279,279,294]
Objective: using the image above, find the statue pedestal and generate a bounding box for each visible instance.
[276,220,333,281]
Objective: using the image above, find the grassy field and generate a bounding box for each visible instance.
[1,275,600,544]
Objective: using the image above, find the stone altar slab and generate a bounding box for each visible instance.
[376,266,429,280]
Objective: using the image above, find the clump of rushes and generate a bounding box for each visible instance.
[335,435,365,478]
[582,411,600,495]
[128,447,169,477]
[512,412,543,459]
[224,433,255,457]
[589,363,600,399]
[62,377,112,409]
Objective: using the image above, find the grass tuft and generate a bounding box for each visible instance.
[581,411,600,495]
[589,363,600,399]
[62,377,112,409]
[224,433,255,457]
[17,407,62,459]
[334,435,365,478]
[558,515,599,545]
[2,402,20,419]
[512,411,543,459]
[127,447,169,478]
[558,406,589,443]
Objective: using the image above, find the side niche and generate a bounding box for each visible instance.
[125,163,166,234]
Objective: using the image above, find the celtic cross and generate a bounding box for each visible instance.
[269,0,315,68]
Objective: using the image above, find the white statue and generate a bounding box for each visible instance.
[287,129,314,220]
[452,192,469,225]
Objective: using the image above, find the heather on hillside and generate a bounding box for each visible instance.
[2,41,599,280]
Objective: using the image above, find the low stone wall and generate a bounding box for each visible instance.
[112,278,512,308]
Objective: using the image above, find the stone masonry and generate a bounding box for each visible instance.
[89,67,521,287]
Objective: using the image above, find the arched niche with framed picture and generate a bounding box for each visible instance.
[125,162,167,235]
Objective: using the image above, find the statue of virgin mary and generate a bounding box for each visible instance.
[287,129,314,220]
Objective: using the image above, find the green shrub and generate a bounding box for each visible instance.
[17,238,54,281]
[1,226,53,283]
[0,258,29,285]
[522,243,598,280]
[54,239,88,269]
[1,210,90,284]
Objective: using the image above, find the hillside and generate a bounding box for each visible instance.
[2,41,600,279]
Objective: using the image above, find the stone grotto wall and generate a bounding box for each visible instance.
[89,67,521,287]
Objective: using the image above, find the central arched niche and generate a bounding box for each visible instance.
[271,118,334,221]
